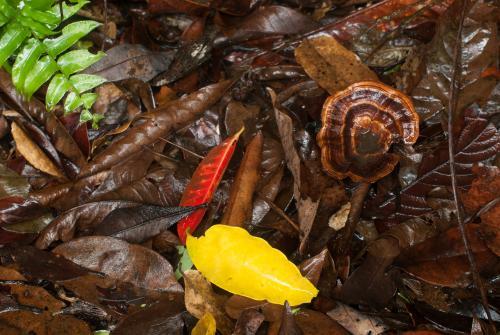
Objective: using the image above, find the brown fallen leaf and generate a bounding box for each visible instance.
[270,89,320,254]
[11,122,65,179]
[53,236,182,292]
[233,309,265,335]
[221,131,263,227]
[278,301,303,335]
[461,165,500,256]
[0,70,86,172]
[395,224,498,287]
[327,302,388,335]
[295,309,349,335]
[183,270,235,335]
[295,35,378,95]
[81,80,232,177]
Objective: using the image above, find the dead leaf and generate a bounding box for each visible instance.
[278,301,303,335]
[295,35,378,95]
[0,69,86,171]
[396,224,498,287]
[221,132,263,227]
[328,202,350,231]
[270,89,319,253]
[327,302,389,335]
[295,309,349,335]
[35,200,139,249]
[183,270,235,335]
[233,309,265,335]
[85,44,175,82]
[11,122,65,179]
[411,0,497,127]
[53,236,182,292]
[81,80,231,176]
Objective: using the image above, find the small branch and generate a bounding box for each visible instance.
[159,137,204,160]
[447,0,493,325]
[257,193,301,234]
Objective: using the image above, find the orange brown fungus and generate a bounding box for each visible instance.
[317,81,419,183]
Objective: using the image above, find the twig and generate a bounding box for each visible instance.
[257,193,301,233]
[159,137,204,160]
[101,0,108,51]
[447,0,493,325]
[142,145,179,163]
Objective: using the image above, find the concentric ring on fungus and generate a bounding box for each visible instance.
[317,81,419,183]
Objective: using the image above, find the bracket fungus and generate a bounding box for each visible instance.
[317,81,419,183]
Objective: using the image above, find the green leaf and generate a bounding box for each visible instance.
[49,0,89,21]
[79,109,93,122]
[24,55,57,98]
[27,0,56,10]
[0,0,17,19]
[70,74,106,94]
[58,49,104,76]
[0,23,30,67]
[0,12,9,27]
[64,91,81,112]
[21,5,59,25]
[12,38,44,92]
[175,246,194,280]
[80,92,97,109]
[44,20,100,57]
[46,74,70,109]
[18,15,56,38]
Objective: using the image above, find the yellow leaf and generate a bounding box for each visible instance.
[191,313,216,335]
[186,225,318,306]
[11,122,65,179]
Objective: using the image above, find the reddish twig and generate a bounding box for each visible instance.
[447,0,493,325]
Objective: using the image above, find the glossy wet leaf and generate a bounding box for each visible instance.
[186,224,318,306]
[396,224,498,287]
[54,236,183,292]
[177,128,243,243]
[44,20,101,57]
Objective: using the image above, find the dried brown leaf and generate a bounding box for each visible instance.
[295,35,378,95]
[11,122,65,179]
[184,270,235,335]
[221,132,263,227]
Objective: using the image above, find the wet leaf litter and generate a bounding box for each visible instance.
[0,0,498,334]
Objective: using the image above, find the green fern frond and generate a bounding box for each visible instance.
[0,0,106,127]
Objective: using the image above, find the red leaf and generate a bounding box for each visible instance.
[177,128,244,243]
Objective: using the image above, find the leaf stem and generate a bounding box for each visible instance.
[447,0,493,325]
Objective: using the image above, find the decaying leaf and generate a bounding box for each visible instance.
[270,89,320,253]
[53,236,182,292]
[328,202,350,231]
[411,0,497,126]
[81,80,231,176]
[295,35,378,95]
[220,131,263,227]
[85,44,175,82]
[183,270,235,335]
[396,224,498,287]
[327,302,389,335]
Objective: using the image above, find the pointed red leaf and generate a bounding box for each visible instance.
[177,128,243,243]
